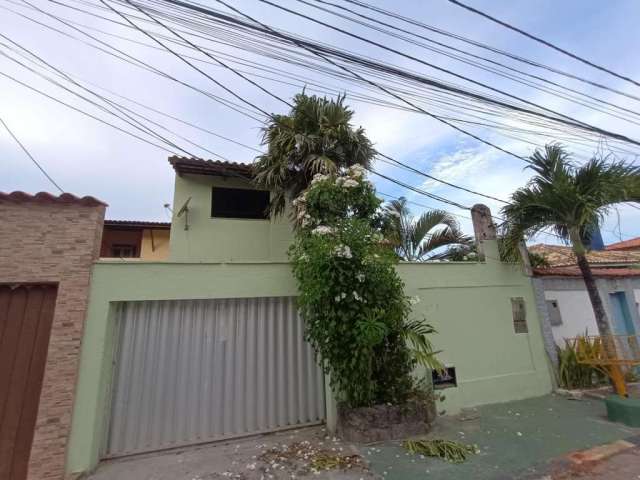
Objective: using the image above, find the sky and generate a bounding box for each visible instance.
[1,0,640,245]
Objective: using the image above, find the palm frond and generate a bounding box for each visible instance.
[401,319,443,372]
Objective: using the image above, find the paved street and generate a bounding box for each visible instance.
[361,394,640,480]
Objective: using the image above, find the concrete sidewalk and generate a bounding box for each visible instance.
[86,426,375,480]
[361,394,640,480]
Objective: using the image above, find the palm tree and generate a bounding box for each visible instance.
[253,93,375,216]
[383,197,473,261]
[501,144,640,336]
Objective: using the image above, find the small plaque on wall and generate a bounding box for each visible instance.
[432,366,457,389]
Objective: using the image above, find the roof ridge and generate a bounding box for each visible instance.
[0,191,107,207]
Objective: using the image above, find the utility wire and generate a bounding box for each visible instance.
[18,0,265,122]
[98,0,271,117]
[447,0,640,89]
[120,0,293,108]
[0,115,64,192]
[153,0,640,150]
[304,0,640,122]
[343,0,640,103]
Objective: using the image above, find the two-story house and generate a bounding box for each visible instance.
[64,156,552,478]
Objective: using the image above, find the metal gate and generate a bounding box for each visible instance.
[104,296,325,457]
[0,284,58,480]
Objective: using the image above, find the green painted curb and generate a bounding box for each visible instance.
[605,395,640,427]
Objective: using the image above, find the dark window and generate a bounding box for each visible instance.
[111,244,137,258]
[211,187,269,219]
[511,297,528,333]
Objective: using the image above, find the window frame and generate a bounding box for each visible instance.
[210,186,270,220]
[110,243,137,258]
[511,297,528,334]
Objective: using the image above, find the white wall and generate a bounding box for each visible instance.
[544,290,600,345]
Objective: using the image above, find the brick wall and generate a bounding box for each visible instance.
[0,194,105,480]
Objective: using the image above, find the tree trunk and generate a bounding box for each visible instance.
[575,253,612,337]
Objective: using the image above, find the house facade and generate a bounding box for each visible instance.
[530,244,640,353]
[62,156,553,477]
[100,220,170,260]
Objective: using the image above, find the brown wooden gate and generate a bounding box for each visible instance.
[0,284,57,480]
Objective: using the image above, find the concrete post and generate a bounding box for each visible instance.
[471,204,497,261]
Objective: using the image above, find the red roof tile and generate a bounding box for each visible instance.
[534,266,640,278]
[605,237,640,251]
[0,191,107,207]
[169,156,253,178]
[529,244,640,267]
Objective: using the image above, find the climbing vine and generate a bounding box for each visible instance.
[289,165,440,407]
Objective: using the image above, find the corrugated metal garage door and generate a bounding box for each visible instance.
[104,297,325,457]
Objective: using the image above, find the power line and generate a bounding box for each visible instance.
[119,0,293,109]
[17,0,639,159]
[97,0,272,117]
[153,0,640,151]
[447,0,640,89]
[268,0,640,141]
[0,115,64,192]
[17,0,265,122]
[303,0,640,123]
[343,0,640,103]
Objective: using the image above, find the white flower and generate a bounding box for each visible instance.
[468,252,478,259]
[334,295,341,302]
[333,244,353,259]
[341,178,359,188]
[341,292,347,299]
[356,273,365,282]
[312,225,333,235]
[409,295,421,305]
[311,173,329,185]
[348,164,366,178]
[353,291,362,301]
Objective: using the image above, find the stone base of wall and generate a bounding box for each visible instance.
[336,398,435,443]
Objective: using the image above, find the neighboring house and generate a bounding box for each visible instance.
[0,158,553,478]
[530,243,640,349]
[100,220,170,260]
[0,191,105,480]
[606,237,640,252]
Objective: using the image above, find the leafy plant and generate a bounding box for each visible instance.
[382,197,473,261]
[290,166,441,407]
[556,335,607,389]
[402,318,443,372]
[403,439,478,463]
[253,93,375,216]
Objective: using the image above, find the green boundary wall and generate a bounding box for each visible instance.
[66,241,552,475]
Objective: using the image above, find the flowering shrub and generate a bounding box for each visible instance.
[290,165,438,407]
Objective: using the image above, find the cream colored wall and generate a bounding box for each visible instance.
[140,229,170,260]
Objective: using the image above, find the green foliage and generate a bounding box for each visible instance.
[382,197,473,261]
[253,93,376,216]
[403,439,478,463]
[556,336,607,389]
[500,144,640,261]
[290,166,440,407]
